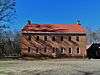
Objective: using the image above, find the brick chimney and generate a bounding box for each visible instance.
[28,20,31,25]
[76,20,81,25]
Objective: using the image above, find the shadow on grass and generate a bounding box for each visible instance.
[20,69,56,75]
[76,70,100,75]
[0,71,15,75]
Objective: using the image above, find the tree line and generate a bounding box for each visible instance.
[0,0,100,58]
[0,0,21,57]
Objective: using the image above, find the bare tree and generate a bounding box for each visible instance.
[0,0,16,57]
[0,0,16,40]
[0,0,16,24]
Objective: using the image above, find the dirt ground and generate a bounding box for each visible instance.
[0,59,100,75]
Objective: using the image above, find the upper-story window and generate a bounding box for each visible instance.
[52,36,56,41]
[61,36,63,41]
[28,34,31,41]
[44,36,47,41]
[77,47,80,53]
[36,36,39,40]
[68,36,71,41]
[76,36,79,41]
[69,48,72,53]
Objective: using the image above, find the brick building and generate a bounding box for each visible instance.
[21,21,87,58]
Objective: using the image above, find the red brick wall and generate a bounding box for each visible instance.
[21,32,86,58]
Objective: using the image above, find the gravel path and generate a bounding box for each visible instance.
[0,59,100,75]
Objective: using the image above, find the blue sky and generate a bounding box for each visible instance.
[16,0,100,31]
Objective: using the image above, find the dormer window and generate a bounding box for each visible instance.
[36,25,40,28]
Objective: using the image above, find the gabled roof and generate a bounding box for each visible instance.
[22,24,85,33]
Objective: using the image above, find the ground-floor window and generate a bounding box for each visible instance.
[36,47,39,53]
[28,47,30,53]
[69,48,72,54]
[61,47,64,53]
[44,47,47,53]
[52,47,55,53]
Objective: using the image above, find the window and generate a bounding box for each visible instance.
[53,47,55,53]
[76,36,79,41]
[77,47,80,53]
[28,34,31,41]
[44,47,47,53]
[52,36,56,41]
[56,48,58,52]
[44,36,47,41]
[36,36,39,40]
[69,48,71,53]
[61,36,63,41]
[28,47,30,53]
[36,47,38,53]
[61,47,64,53]
[68,36,71,41]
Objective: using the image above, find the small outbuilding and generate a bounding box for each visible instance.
[87,43,100,59]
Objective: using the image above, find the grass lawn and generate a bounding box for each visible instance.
[0,59,100,75]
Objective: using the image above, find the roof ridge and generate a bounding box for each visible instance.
[22,24,85,33]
